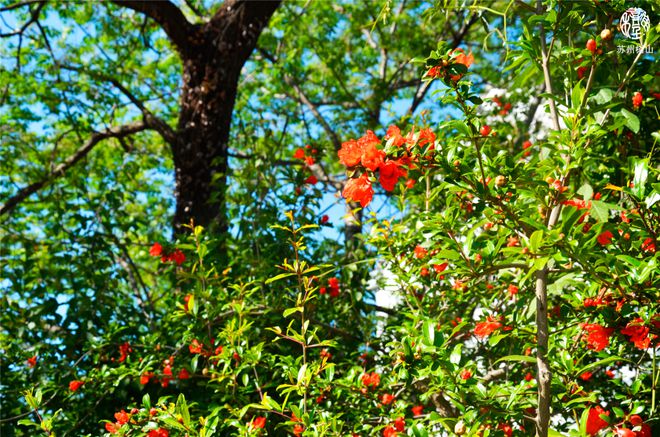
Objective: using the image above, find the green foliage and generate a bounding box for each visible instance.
[1,0,659,436]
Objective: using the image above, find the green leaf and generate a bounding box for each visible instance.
[590,200,611,222]
[593,88,613,104]
[283,306,303,318]
[265,272,296,284]
[494,355,537,364]
[450,343,462,365]
[631,159,648,199]
[189,294,198,317]
[176,394,190,427]
[422,320,435,346]
[577,183,593,201]
[620,108,640,133]
[17,419,39,428]
[571,80,584,110]
[576,356,629,375]
[412,423,429,437]
[297,364,307,386]
[488,333,506,347]
[529,230,543,253]
[161,416,189,431]
[431,249,461,261]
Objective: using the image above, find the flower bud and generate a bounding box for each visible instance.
[454,421,467,435]
[600,28,613,41]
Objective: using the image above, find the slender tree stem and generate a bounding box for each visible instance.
[535,1,561,435]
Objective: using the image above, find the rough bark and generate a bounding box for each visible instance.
[172,0,280,235]
[113,1,280,238]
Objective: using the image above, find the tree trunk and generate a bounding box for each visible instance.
[171,1,280,238]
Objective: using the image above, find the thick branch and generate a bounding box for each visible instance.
[0,123,147,216]
[0,0,44,38]
[0,0,42,12]
[61,65,178,145]
[282,73,343,152]
[207,0,282,64]
[110,0,196,55]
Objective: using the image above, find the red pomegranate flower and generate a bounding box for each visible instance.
[394,417,405,432]
[114,410,130,425]
[474,316,502,338]
[338,139,363,167]
[413,245,427,259]
[585,405,609,436]
[343,173,374,207]
[361,372,380,388]
[251,416,266,429]
[385,125,405,147]
[361,142,385,171]
[381,393,395,405]
[620,318,651,349]
[597,230,614,246]
[383,426,397,437]
[379,160,406,192]
[149,242,163,257]
[580,323,614,351]
[69,380,84,392]
[26,355,37,368]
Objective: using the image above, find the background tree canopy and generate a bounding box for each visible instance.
[1,0,658,436]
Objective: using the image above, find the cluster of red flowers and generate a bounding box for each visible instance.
[474,316,503,338]
[492,96,512,115]
[361,371,381,388]
[580,323,614,351]
[339,123,439,207]
[632,92,643,109]
[339,129,411,207]
[293,145,317,166]
[139,356,189,387]
[118,342,132,363]
[293,145,321,193]
[382,416,405,436]
[105,409,131,434]
[620,318,654,349]
[189,338,224,357]
[149,243,185,266]
[426,48,474,82]
[581,316,660,351]
[319,277,340,297]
